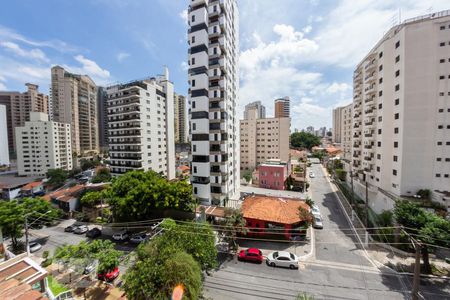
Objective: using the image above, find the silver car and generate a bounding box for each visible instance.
[313,216,323,229]
[74,225,89,234]
[29,242,42,253]
[266,251,299,269]
[311,205,321,218]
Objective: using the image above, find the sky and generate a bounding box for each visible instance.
[0,0,449,130]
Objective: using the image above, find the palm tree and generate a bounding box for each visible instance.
[224,208,248,251]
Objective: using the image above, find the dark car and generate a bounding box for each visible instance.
[238,248,264,263]
[86,227,102,238]
[64,224,78,232]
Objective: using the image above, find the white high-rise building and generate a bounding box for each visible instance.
[16,112,72,176]
[243,101,266,119]
[0,105,10,166]
[106,69,175,179]
[188,0,239,206]
[350,10,450,212]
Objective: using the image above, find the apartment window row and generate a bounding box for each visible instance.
[435,174,450,178]
[436,158,450,162]
[437,125,450,129]
[436,141,450,145]
[439,41,450,47]
[438,92,450,96]
[439,75,450,80]
[439,24,450,30]
[439,58,450,63]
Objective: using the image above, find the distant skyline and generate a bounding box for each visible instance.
[1,0,449,129]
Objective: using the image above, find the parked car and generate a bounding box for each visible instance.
[112,231,129,242]
[130,233,148,244]
[266,251,299,269]
[64,224,78,232]
[238,248,263,263]
[29,242,42,253]
[311,205,321,218]
[309,172,315,178]
[97,267,120,282]
[84,262,96,274]
[313,216,323,229]
[86,227,102,238]
[74,225,89,234]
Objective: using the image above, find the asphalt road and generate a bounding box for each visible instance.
[204,162,450,300]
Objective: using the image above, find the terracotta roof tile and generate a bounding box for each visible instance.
[21,181,43,191]
[241,196,310,225]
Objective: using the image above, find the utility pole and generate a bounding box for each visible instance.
[25,216,30,256]
[350,170,354,208]
[365,181,369,227]
[412,237,421,300]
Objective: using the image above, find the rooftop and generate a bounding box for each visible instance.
[21,181,44,191]
[241,195,309,225]
[47,184,85,202]
[0,175,43,190]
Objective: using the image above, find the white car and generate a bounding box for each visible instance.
[313,216,323,229]
[112,231,129,242]
[311,205,321,218]
[29,242,42,253]
[74,225,89,234]
[266,251,299,269]
[130,233,148,244]
[309,172,315,178]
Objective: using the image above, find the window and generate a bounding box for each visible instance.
[379,65,383,71]
[193,166,197,173]
[193,145,196,152]
[395,84,400,91]
[394,127,399,134]
[377,154,381,159]
[191,15,195,22]
[440,59,446,63]
[439,92,444,96]
[393,170,397,176]
[395,70,400,77]
[377,141,381,147]
[378,103,382,109]
[440,25,446,30]
[377,166,380,172]
[191,36,195,43]
[192,101,196,109]
[440,42,445,47]
[440,75,445,80]
[438,108,444,112]
[379,52,383,58]
[395,41,400,48]
[395,55,400,63]
[378,116,382,122]
[394,113,399,119]
[445,174,449,178]
[437,141,442,145]
[394,141,398,148]
[393,155,398,162]
[192,123,196,130]
[379,78,383,84]
[191,57,195,65]
[193,187,198,194]
[395,98,399,105]
[437,158,442,161]
[192,79,196,87]
[379,91,383,96]
[436,174,441,178]
[378,129,382,134]
[438,125,443,129]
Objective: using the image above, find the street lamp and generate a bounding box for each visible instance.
[24,210,51,255]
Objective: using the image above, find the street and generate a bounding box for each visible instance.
[204,163,450,299]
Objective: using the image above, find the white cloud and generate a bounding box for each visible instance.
[302,25,312,34]
[0,41,49,63]
[73,55,110,78]
[180,61,189,71]
[116,52,130,62]
[0,82,6,90]
[179,9,188,24]
[326,82,351,94]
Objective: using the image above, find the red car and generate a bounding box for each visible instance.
[238,248,263,263]
[97,267,120,282]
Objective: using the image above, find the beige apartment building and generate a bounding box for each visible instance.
[0,83,48,154]
[348,10,450,212]
[51,66,99,155]
[240,106,290,170]
[174,93,187,144]
[333,103,353,159]
[16,112,72,176]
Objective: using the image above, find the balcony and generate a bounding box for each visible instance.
[364,133,373,138]
[364,156,372,161]
[364,61,376,71]
[364,144,372,149]
[192,176,210,185]
[353,142,361,147]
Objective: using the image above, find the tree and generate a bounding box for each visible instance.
[394,201,450,274]
[298,207,313,227]
[91,167,111,183]
[241,170,252,183]
[123,244,201,300]
[285,175,294,190]
[46,168,68,188]
[54,240,122,274]
[312,150,326,162]
[0,198,61,251]
[102,170,195,222]
[80,191,103,208]
[223,208,248,250]
[290,132,321,150]
[79,158,100,171]
[305,197,314,208]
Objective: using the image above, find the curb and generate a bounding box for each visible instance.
[298,227,314,261]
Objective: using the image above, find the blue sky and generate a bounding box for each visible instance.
[0,0,448,129]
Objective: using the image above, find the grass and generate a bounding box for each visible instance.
[47,275,69,296]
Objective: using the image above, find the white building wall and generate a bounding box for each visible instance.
[0,105,10,166]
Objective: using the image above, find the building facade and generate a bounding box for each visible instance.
[51,66,99,155]
[350,10,450,212]
[332,106,343,143]
[0,105,10,166]
[341,103,353,160]
[106,70,175,179]
[15,112,72,176]
[0,83,48,154]
[188,0,240,205]
[240,106,290,170]
[258,162,289,190]
[97,87,109,151]
[174,93,188,144]
[274,96,290,118]
[244,101,266,119]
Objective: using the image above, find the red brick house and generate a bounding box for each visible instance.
[241,195,311,239]
[258,161,289,190]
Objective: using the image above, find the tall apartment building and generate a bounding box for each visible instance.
[51,66,99,155]
[274,96,290,118]
[0,83,48,154]
[332,106,344,143]
[97,87,109,151]
[174,93,188,144]
[306,126,314,134]
[15,112,72,176]
[341,103,353,160]
[188,0,240,205]
[106,69,175,179]
[244,101,266,119]
[0,105,9,166]
[240,106,290,170]
[350,10,450,212]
